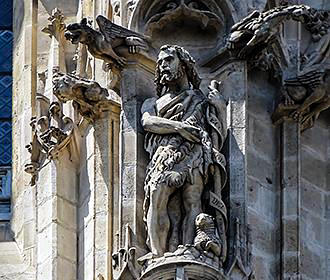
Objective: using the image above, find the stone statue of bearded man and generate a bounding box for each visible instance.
[141,45,227,260]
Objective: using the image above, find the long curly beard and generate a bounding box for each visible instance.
[159,65,185,86]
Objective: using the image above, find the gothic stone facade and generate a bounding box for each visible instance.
[0,0,329,279]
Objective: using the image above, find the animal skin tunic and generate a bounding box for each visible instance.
[142,89,227,231]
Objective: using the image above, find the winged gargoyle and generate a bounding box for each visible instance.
[65,16,149,68]
[226,5,315,59]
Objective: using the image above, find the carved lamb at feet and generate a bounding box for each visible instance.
[194,213,222,257]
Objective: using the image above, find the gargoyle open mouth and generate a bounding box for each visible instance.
[64,30,81,44]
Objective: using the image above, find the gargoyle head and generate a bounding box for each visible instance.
[53,72,75,102]
[65,18,94,44]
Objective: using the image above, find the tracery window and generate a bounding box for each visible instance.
[0,0,13,221]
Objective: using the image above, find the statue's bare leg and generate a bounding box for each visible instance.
[168,191,182,252]
[147,183,175,256]
[182,169,204,245]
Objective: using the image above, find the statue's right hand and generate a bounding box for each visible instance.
[178,123,201,143]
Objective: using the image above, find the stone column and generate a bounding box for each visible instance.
[280,7,301,278]
[280,121,301,279]
[11,0,39,272]
[213,61,252,277]
[77,104,121,280]
[117,53,155,262]
[94,106,121,280]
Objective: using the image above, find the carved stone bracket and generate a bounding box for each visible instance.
[272,68,330,131]
[143,0,224,36]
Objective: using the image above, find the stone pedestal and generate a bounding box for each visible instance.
[141,261,227,280]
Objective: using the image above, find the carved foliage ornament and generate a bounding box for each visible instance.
[25,97,74,184]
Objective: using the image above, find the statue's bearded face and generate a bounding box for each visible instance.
[157,49,184,85]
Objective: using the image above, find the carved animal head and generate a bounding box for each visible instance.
[65,18,96,44]
[53,73,76,102]
[195,213,215,230]
[155,45,201,95]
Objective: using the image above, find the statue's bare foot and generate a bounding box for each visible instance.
[137,252,157,265]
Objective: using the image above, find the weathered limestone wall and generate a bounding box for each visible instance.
[11,0,38,274]
[78,108,120,280]
[247,71,281,279]
[300,116,330,280]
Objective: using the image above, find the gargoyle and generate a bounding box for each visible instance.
[53,71,116,120]
[272,69,330,131]
[65,16,149,68]
[226,5,319,59]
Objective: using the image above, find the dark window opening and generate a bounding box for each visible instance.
[0,0,13,221]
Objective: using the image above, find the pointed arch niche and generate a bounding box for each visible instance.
[129,0,238,61]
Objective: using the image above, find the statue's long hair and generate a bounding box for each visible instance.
[155,45,201,96]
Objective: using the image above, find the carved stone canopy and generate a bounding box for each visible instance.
[143,0,225,36]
